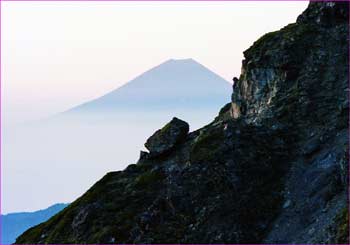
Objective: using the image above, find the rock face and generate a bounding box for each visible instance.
[16,2,349,244]
[144,117,189,157]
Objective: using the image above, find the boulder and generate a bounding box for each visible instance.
[145,117,189,157]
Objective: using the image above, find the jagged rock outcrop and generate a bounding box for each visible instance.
[229,2,349,243]
[16,2,349,244]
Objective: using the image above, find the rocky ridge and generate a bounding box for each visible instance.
[16,2,349,244]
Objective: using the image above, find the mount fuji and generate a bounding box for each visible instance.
[4,59,232,218]
[64,58,231,118]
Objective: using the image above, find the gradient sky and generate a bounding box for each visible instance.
[2,1,309,214]
[2,1,308,125]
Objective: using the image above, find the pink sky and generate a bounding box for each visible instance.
[2,1,308,125]
[2,1,309,214]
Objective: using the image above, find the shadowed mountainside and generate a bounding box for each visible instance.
[4,59,231,216]
[16,2,349,244]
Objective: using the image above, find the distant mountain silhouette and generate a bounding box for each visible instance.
[14,2,350,244]
[1,203,68,244]
[64,58,231,116]
[4,59,231,219]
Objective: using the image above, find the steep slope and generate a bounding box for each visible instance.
[16,2,349,244]
[1,204,68,244]
[5,59,230,216]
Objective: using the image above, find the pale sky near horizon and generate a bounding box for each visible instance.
[2,1,308,126]
[2,1,310,214]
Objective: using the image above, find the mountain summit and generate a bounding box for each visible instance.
[5,59,231,214]
[66,58,231,114]
[16,2,349,244]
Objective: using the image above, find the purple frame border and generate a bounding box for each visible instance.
[0,0,348,245]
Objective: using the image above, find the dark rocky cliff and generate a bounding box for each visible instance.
[16,2,349,244]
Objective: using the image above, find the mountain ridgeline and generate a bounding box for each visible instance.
[1,204,68,244]
[64,58,231,116]
[16,2,349,244]
[4,58,231,217]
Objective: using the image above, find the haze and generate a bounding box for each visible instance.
[1,1,308,214]
[2,1,307,125]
